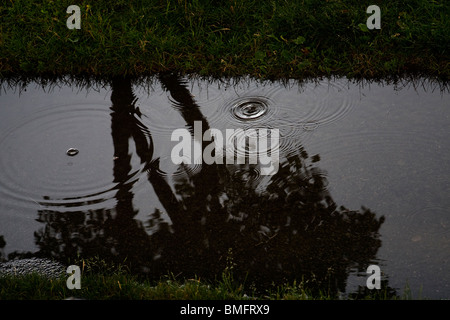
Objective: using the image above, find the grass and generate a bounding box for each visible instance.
[0,267,305,300]
[0,272,426,300]
[0,272,407,300]
[0,257,418,300]
[0,0,448,80]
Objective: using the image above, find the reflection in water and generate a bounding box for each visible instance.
[25,74,388,296]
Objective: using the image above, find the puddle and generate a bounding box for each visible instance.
[0,75,449,298]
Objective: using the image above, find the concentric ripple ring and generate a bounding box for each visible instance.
[231,98,269,121]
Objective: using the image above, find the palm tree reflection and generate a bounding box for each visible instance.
[33,74,387,296]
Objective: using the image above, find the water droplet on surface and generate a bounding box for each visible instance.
[66,148,79,156]
[232,99,268,120]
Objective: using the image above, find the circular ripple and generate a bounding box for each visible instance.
[231,99,268,120]
[223,127,280,165]
[270,79,357,134]
[133,89,187,139]
[156,155,203,180]
[66,148,79,156]
[205,78,357,158]
[0,103,150,212]
[406,205,450,238]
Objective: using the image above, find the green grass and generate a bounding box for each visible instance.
[0,273,245,300]
[0,272,425,300]
[0,266,303,300]
[0,272,403,300]
[0,0,448,80]
[0,256,417,300]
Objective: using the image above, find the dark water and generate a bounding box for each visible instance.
[0,75,448,298]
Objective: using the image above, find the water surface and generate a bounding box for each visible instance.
[0,76,448,298]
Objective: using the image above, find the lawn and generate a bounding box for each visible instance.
[0,0,448,80]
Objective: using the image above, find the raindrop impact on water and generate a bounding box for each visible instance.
[66,148,79,156]
[232,99,268,120]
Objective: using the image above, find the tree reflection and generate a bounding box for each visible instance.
[34,77,154,267]
[31,74,388,296]
[147,73,386,294]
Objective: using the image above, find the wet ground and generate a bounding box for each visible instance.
[0,75,448,298]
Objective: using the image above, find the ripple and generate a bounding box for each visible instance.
[156,155,203,180]
[133,90,186,139]
[301,121,320,131]
[205,78,357,158]
[0,102,150,212]
[270,79,357,136]
[230,165,264,187]
[406,205,450,237]
[223,127,280,166]
[66,148,79,156]
[231,98,269,120]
